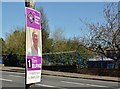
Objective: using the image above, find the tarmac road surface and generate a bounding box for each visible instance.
[1,71,119,89]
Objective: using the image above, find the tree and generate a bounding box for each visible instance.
[0,38,3,55]
[37,7,52,53]
[5,27,25,55]
[51,27,66,52]
[51,27,64,43]
[66,37,93,61]
[0,38,6,54]
[81,3,120,66]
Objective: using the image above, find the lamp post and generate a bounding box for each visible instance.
[25,0,36,9]
[25,0,36,89]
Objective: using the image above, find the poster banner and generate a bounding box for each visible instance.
[25,7,42,84]
[26,7,40,30]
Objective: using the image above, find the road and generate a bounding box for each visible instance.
[0,71,119,89]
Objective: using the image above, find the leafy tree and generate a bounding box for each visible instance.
[67,37,92,60]
[37,7,52,53]
[51,27,64,43]
[0,38,7,54]
[5,27,25,55]
[51,27,66,52]
[0,38,3,55]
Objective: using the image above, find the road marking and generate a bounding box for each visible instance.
[43,75,67,79]
[0,78,12,82]
[2,71,25,75]
[35,84,56,88]
[61,81,109,87]
[9,75,25,78]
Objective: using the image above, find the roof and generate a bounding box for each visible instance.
[88,57,114,61]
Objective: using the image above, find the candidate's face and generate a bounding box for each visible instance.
[32,32,38,46]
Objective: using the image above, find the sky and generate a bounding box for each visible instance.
[1,1,117,39]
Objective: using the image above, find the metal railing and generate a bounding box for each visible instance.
[2,51,117,69]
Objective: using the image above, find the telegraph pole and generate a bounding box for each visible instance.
[25,0,36,89]
[25,0,36,9]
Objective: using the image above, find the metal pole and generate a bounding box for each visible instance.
[25,0,36,9]
[25,0,36,89]
[78,45,81,68]
[101,54,103,76]
[25,84,30,89]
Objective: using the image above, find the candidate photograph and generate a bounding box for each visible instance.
[26,28,42,56]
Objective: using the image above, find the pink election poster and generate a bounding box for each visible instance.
[26,7,41,30]
[25,7,42,84]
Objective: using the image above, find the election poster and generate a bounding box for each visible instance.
[25,7,42,84]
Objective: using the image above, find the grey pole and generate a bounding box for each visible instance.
[25,0,36,89]
[25,0,36,9]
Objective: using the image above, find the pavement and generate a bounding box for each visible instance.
[1,66,120,82]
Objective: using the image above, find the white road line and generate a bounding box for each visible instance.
[61,81,109,87]
[43,75,116,84]
[2,71,25,75]
[9,75,25,78]
[35,84,56,88]
[43,75,67,79]
[0,78,12,82]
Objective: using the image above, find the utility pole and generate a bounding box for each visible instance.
[25,0,36,89]
[25,0,36,9]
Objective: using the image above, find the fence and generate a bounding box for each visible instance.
[42,51,89,68]
[2,51,89,68]
[2,52,120,77]
[2,51,118,69]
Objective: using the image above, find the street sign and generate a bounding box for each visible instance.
[25,7,42,84]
